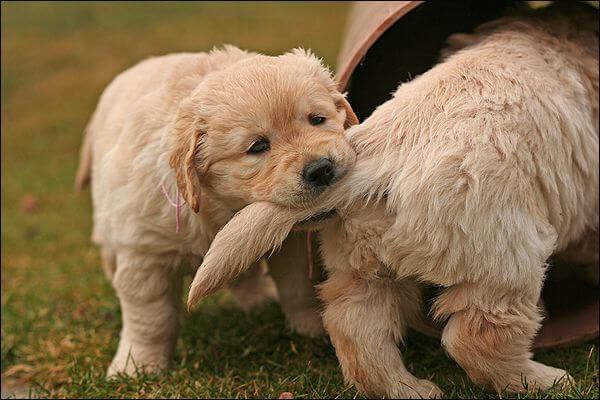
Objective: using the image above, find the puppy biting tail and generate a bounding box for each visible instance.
[187,202,314,310]
[185,156,392,310]
[74,125,93,192]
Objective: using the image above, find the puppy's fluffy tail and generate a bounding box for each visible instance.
[187,202,314,310]
[74,125,93,192]
[185,156,396,309]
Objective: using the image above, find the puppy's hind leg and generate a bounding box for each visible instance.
[107,251,182,377]
[268,231,324,337]
[436,282,573,393]
[320,271,442,399]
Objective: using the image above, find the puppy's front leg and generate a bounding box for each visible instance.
[268,231,324,337]
[320,271,442,399]
[108,251,182,377]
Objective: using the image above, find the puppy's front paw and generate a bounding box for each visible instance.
[286,307,324,337]
[229,273,278,312]
[106,340,170,378]
[397,379,443,399]
[106,357,165,378]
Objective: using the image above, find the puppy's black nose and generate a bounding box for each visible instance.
[303,158,336,188]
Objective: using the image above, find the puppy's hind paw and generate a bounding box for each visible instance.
[286,307,325,337]
[524,361,574,391]
[229,273,278,312]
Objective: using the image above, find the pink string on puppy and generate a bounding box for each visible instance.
[307,231,313,280]
[161,183,184,233]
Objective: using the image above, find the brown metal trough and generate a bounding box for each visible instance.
[335,1,599,349]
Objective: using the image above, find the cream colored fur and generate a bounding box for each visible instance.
[187,7,598,398]
[76,45,359,376]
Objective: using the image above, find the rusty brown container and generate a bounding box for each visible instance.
[335,1,599,348]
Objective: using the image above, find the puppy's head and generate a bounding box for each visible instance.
[169,48,357,213]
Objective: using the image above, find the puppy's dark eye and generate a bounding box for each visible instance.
[247,139,270,154]
[309,114,326,126]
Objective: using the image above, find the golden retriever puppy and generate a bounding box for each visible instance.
[186,6,598,398]
[75,44,358,376]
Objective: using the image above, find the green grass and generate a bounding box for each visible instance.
[1,2,598,398]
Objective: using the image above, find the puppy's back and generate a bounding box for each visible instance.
[345,9,598,281]
[383,10,598,262]
[76,46,254,190]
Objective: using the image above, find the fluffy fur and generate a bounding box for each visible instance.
[187,6,598,398]
[76,44,358,376]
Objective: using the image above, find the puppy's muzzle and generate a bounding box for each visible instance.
[302,158,336,190]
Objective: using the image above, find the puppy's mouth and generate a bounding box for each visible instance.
[295,209,338,230]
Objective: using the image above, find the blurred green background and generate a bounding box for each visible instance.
[1,1,597,398]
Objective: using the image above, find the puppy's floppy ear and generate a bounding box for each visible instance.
[169,98,205,213]
[334,93,359,129]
